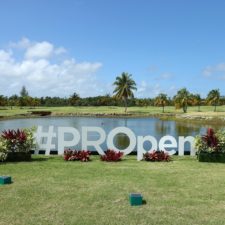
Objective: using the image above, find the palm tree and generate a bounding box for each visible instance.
[207,89,220,112]
[190,94,201,112]
[174,88,190,113]
[154,93,168,113]
[113,72,137,113]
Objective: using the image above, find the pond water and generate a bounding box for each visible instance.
[0,116,224,153]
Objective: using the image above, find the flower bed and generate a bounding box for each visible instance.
[195,128,225,163]
[64,149,91,162]
[100,149,123,162]
[143,150,171,162]
[0,128,35,162]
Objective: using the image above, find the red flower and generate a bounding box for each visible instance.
[144,150,170,162]
[202,128,219,150]
[2,129,27,143]
[64,149,91,162]
[100,149,123,162]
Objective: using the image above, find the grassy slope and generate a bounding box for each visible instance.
[1,156,225,225]
[0,105,225,118]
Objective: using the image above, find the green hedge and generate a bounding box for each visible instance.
[6,152,31,162]
[198,152,225,163]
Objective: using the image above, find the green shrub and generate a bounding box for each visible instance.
[195,128,225,162]
[195,128,225,154]
[0,128,36,162]
[198,152,225,163]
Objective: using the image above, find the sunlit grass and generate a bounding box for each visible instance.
[0,105,225,119]
[1,156,225,225]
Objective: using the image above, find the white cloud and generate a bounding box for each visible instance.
[25,41,54,59]
[136,81,177,98]
[202,63,225,79]
[0,50,13,62]
[0,38,103,97]
[55,47,67,55]
[10,38,67,59]
[9,37,31,49]
[136,81,161,98]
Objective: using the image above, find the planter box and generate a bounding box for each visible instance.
[129,193,143,206]
[198,152,225,163]
[6,152,31,162]
[0,176,12,185]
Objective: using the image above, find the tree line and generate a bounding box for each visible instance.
[112,72,224,112]
[0,73,224,113]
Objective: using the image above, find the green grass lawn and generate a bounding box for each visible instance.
[1,156,225,225]
[0,105,225,119]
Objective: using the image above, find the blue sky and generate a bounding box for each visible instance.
[0,0,225,98]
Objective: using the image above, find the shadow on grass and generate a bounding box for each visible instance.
[142,199,147,205]
[0,157,55,165]
[31,157,50,162]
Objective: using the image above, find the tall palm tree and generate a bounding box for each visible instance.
[113,72,137,113]
[154,93,168,113]
[190,94,201,112]
[207,89,220,112]
[174,88,190,113]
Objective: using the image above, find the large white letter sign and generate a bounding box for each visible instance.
[35,125,56,155]
[34,125,197,158]
[58,127,80,154]
[82,127,106,155]
[159,135,177,155]
[178,136,196,156]
[137,135,158,161]
[107,127,136,155]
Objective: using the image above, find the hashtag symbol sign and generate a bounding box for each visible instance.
[34,126,56,155]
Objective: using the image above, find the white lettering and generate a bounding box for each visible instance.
[82,127,106,155]
[107,127,136,155]
[159,135,177,155]
[137,136,158,161]
[178,136,196,156]
[34,125,196,159]
[58,127,80,154]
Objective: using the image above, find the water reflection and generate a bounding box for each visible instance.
[0,116,224,152]
[114,133,130,150]
[154,120,172,135]
[174,122,201,136]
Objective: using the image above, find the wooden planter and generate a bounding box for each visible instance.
[6,152,31,162]
[198,152,225,163]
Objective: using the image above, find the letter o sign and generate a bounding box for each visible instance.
[107,127,136,155]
